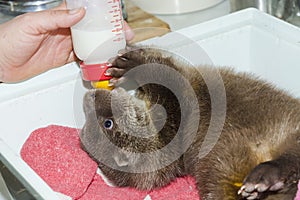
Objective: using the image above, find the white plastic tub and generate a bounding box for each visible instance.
[130,0,224,15]
[1,8,300,200]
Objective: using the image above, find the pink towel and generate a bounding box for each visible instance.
[295,182,300,200]
[79,174,148,200]
[20,125,299,200]
[21,125,98,199]
[148,176,199,200]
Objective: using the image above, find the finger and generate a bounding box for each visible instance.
[22,7,85,34]
[123,21,135,41]
[52,1,133,42]
[54,2,133,42]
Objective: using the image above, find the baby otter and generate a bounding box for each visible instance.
[80,47,300,200]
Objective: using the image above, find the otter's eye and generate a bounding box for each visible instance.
[103,119,114,129]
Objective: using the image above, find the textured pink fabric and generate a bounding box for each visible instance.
[21,125,98,199]
[80,174,148,200]
[80,174,199,200]
[149,176,199,200]
[295,181,300,200]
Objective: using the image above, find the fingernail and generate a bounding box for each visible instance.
[124,29,135,41]
[69,8,82,15]
[123,22,135,41]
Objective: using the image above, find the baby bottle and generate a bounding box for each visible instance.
[66,0,126,89]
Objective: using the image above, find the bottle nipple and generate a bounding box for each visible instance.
[80,62,114,90]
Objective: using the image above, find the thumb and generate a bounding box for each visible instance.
[24,7,85,34]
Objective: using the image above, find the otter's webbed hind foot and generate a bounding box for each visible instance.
[238,160,298,200]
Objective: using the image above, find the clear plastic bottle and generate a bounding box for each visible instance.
[66,0,126,87]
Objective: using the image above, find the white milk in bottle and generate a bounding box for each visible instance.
[66,0,126,66]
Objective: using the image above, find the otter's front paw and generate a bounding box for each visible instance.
[107,46,145,87]
[238,162,285,199]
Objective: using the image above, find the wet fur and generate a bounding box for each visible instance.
[80,47,300,200]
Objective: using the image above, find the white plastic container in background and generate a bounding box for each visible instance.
[66,0,126,65]
[131,0,224,15]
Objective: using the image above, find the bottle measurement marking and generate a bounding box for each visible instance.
[109,9,121,14]
[112,28,123,32]
[107,0,124,42]
[110,19,121,23]
[108,0,117,3]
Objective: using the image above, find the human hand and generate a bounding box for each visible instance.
[0,2,134,83]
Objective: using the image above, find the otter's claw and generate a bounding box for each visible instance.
[238,183,264,199]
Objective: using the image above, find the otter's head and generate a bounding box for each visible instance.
[80,87,180,190]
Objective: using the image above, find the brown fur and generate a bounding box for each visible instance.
[80,47,300,199]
